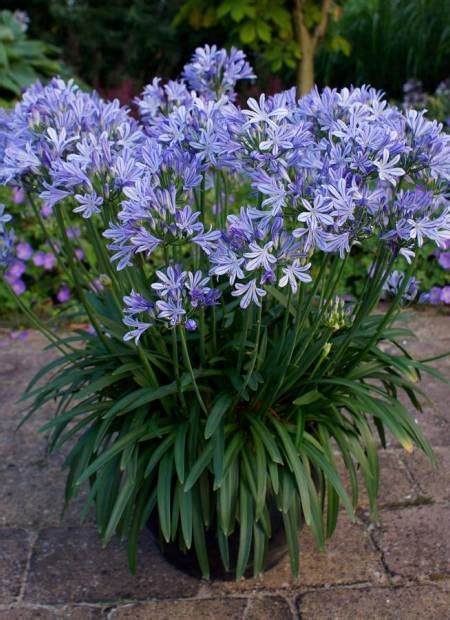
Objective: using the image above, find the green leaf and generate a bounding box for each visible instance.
[180,487,193,549]
[256,21,272,43]
[293,390,324,406]
[184,443,213,492]
[235,478,253,580]
[174,422,188,484]
[77,426,147,484]
[205,393,233,439]
[144,434,175,478]
[240,21,256,44]
[157,452,173,543]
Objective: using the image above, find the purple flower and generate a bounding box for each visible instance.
[185,318,198,331]
[56,285,71,303]
[73,192,103,219]
[16,242,33,260]
[11,279,26,295]
[10,329,29,340]
[279,261,312,294]
[6,260,26,279]
[123,290,154,315]
[123,315,153,344]
[429,287,443,304]
[231,279,266,309]
[155,299,186,326]
[441,286,450,304]
[43,253,57,271]
[244,241,277,272]
[437,252,450,270]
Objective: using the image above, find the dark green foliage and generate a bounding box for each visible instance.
[317,0,450,97]
[0,9,67,102]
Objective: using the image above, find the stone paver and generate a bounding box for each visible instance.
[110,598,248,619]
[245,596,293,619]
[373,504,450,580]
[213,515,387,594]
[0,529,30,604]
[298,584,450,619]
[401,447,450,502]
[0,310,449,618]
[0,605,104,619]
[24,528,199,604]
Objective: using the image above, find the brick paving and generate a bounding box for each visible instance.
[0,309,448,619]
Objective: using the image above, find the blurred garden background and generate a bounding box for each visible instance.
[1,0,449,330]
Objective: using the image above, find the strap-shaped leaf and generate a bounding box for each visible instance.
[205,393,233,439]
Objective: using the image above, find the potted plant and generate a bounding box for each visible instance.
[0,46,448,580]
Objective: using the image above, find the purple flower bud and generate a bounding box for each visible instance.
[40,205,53,218]
[12,187,25,204]
[75,248,84,260]
[185,318,198,331]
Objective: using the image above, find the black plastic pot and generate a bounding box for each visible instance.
[148,504,302,581]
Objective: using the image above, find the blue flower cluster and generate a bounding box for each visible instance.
[1,46,449,342]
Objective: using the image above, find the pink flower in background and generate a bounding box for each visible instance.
[438,252,450,270]
[16,242,33,260]
[12,187,25,204]
[441,286,450,304]
[56,285,71,303]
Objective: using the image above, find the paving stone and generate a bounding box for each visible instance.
[409,406,450,447]
[401,447,450,502]
[0,461,92,529]
[110,598,248,619]
[0,608,56,619]
[245,596,293,619]
[0,605,104,619]
[0,529,31,604]
[24,527,199,604]
[53,606,105,619]
[213,515,387,593]
[298,584,450,620]
[374,505,450,580]
[337,451,417,509]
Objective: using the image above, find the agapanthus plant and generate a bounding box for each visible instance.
[1,46,449,580]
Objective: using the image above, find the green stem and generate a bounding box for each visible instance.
[172,328,187,410]
[179,326,207,414]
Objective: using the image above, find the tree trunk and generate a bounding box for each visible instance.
[293,0,332,96]
[297,40,315,96]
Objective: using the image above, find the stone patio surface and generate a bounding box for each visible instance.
[0,309,448,619]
